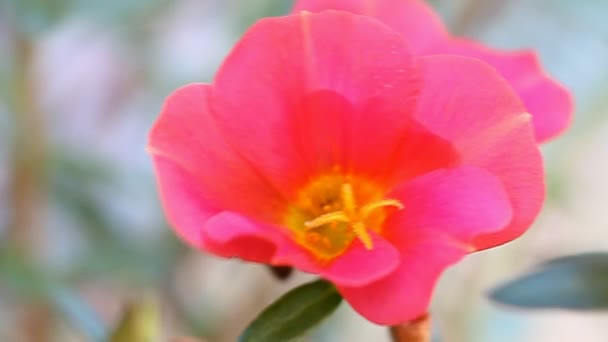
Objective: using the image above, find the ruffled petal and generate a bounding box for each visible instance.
[204,212,400,286]
[315,233,400,287]
[203,212,280,263]
[470,123,545,249]
[211,11,420,196]
[340,167,512,324]
[433,39,573,142]
[148,84,284,223]
[387,167,512,246]
[413,56,544,250]
[338,234,466,325]
[292,0,447,53]
[293,0,573,142]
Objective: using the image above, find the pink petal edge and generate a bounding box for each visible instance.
[338,234,466,325]
[414,55,544,250]
[435,38,573,142]
[204,211,401,287]
[387,166,513,246]
[148,83,285,223]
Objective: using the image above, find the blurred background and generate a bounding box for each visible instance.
[1,0,607,341]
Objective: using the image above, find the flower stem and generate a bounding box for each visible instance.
[390,314,431,342]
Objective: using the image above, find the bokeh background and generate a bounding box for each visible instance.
[1,0,607,341]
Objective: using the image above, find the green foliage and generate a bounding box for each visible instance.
[50,153,185,284]
[0,246,106,341]
[4,0,71,34]
[239,279,343,342]
[3,0,170,35]
[490,252,608,310]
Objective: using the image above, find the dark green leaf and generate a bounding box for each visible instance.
[541,252,608,268]
[490,252,608,310]
[239,279,342,342]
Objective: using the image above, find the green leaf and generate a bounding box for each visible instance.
[490,252,608,310]
[239,279,342,342]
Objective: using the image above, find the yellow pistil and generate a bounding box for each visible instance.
[304,183,403,250]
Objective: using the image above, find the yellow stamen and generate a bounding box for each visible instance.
[352,222,373,250]
[360,199,404,220]
[286,173,405,260]
[303,183,404,251]
[305,211,349,229]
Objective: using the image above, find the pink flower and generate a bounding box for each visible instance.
[148,11,544,324]
[293,0,573,143]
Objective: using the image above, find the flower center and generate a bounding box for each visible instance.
[284,173,403,261]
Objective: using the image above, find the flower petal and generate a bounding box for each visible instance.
[413,55,544,250]
[290,90,457,185]
[203,212,279,263]
[378,120,459,186]
[204,212,400,286]
[152,156,279,264]
[434,39,573,142]
[293,0,573,142]
[292,0,447,53]
[211,11,420,195]
[289,90,351,176]
[317,233,400,287]
[338,234,466,325]
[148,84,284,223]
[152,155,218,249]
[470,122,545,250]
[274,231,401,287]
[387,166,513,245]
